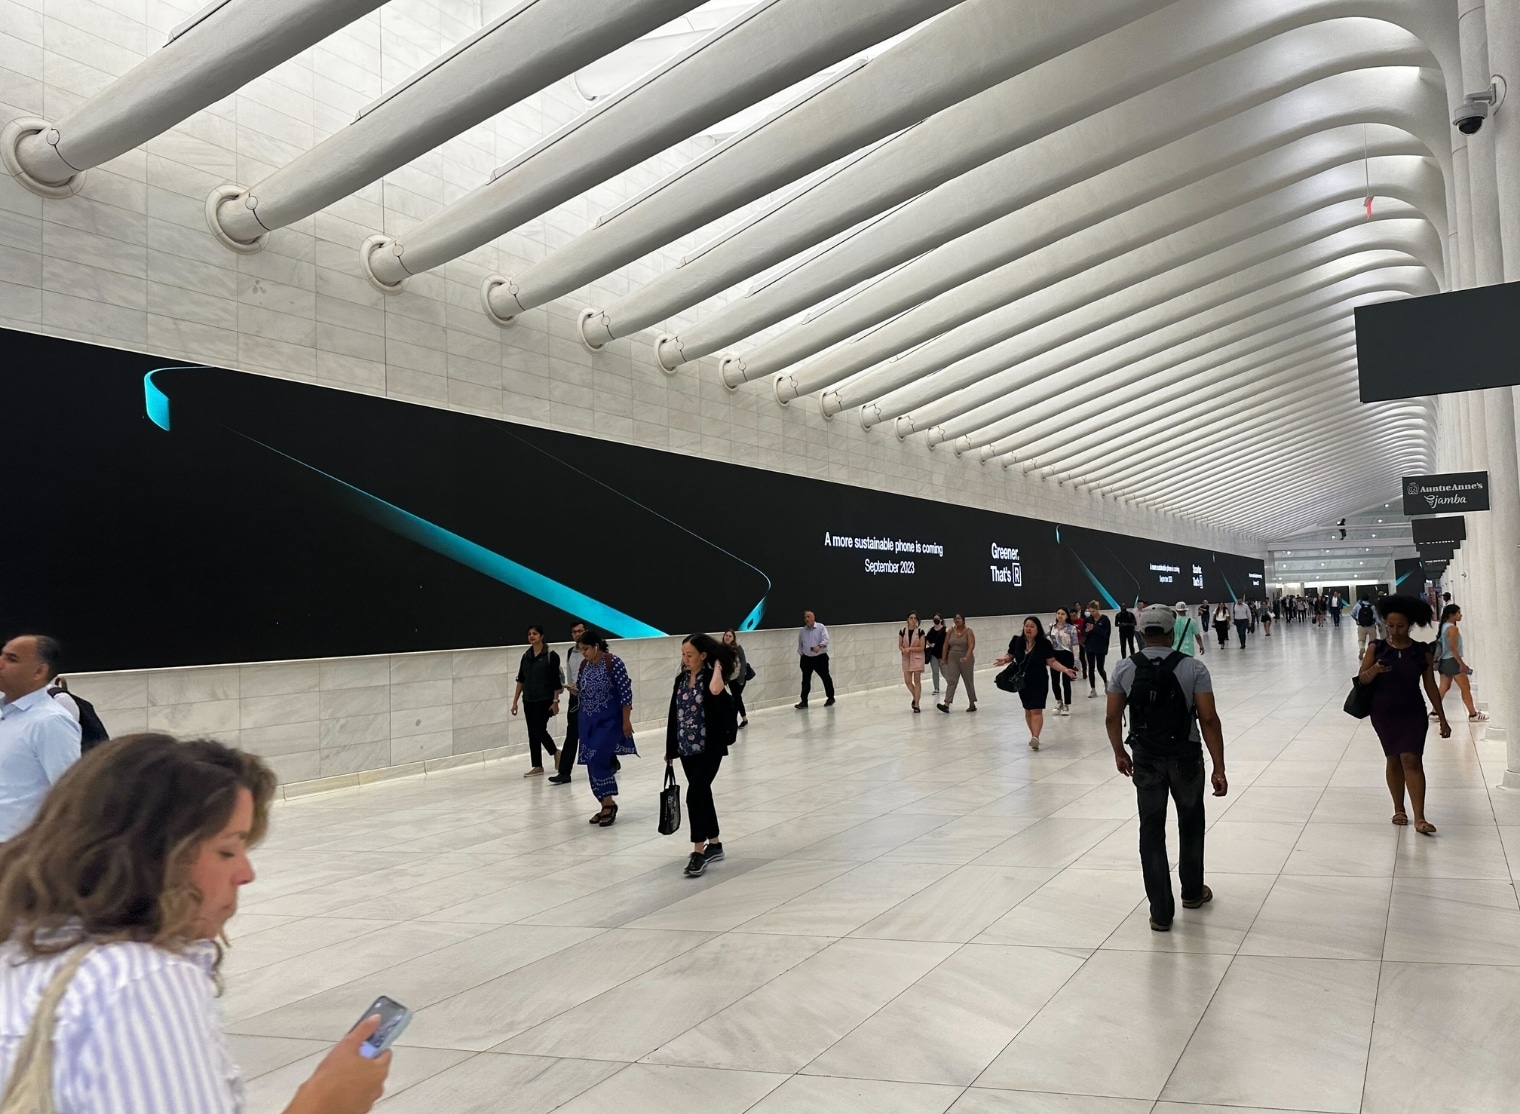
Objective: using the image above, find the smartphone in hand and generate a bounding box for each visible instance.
[350,996,412,1059]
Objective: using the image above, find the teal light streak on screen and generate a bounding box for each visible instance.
[143,371,666,639]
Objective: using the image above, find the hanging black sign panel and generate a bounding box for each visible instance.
[1410,515,1467,546]
[1356,281,1520,401]
[1417,541,1456,562]
[1402,472,1490,515]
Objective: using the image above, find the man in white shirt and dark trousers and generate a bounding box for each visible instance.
[0,634,82,842]
[1106,605,1228,932]
[796,611,836,708]
[1231,599,1251,648]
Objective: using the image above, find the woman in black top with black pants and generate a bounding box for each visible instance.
[666,633,738,878]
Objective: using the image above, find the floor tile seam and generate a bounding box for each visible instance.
[725,856,958,936]
[781,938,992,1082]
[456,928,721,1053]
[453,852,683,924]
[228,924,619,1030]
[780,803,971,861]
[959,940,1101,1093]
[224,916,403,978]
[625,932,942,1072]
[255,849,534,913]
[504,924,839,1057]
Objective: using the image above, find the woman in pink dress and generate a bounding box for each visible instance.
[899,611,927,713]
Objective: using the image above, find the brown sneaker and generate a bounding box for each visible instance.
[1182,885,1213,909]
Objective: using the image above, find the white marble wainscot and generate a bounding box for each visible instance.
[66,614,1027,796]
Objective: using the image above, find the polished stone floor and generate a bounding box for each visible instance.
[224,619,1520,1114]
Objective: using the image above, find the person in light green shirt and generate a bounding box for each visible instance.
[1171,602,1205,658]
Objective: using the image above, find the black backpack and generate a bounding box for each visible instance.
[1355,602,1376,627]
[1125,651,1196,756]
[51,687,110,752]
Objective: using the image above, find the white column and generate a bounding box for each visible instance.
[1475,0,1520,777]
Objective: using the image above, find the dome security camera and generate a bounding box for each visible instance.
[1454,81,1504,135]
[1453,99,1489,134]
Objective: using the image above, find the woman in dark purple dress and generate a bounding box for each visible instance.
[1357,595,1450,834]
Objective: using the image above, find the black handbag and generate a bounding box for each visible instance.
[1344,675,1375,719]
[995,661,1026,694]
[742,661,756,683]
[657,766,682,835]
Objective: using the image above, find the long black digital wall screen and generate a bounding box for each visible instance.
[4,330,1264,671]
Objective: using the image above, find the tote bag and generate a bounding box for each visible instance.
[657,766,682,835]
[1344,675,1375,719]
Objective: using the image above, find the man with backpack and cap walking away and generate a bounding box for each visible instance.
[1352,594,1378,655]
[1106,604,1228,932]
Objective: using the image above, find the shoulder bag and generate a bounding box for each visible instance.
[1,946,95,1114]
[657,766,682,836]
[995,657,1027,694]
[1344,643,1377,719]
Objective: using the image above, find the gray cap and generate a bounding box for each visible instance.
[1140,604,1178,633]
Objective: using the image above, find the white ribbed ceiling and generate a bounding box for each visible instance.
[6,0,1471,537]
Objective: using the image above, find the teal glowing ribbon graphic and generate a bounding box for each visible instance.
[145,370,775,639]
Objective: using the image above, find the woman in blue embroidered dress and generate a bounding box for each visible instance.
[574,628,636,827]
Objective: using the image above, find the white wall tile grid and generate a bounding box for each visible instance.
[68,616,1025,796]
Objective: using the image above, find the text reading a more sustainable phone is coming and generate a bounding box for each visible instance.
[825,531,945,575]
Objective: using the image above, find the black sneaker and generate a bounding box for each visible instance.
[1149,917,1172,932]
[683,852,707,877]
[824,697,836,706]
[794,702,808,709]
[547,774,570,785]
[703,842,725,863]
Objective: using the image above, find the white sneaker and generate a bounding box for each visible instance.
[1029,736,1040,750]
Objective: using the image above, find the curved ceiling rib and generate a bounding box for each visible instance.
[739,72,1446,392]
[360,0,963,291]
[1013,335,1361,469]
[909,246,1442,453]
[2,0,387,196]
[965,268,1438,459]
[995,312,1367,459]
[884,227,1443,442]
[488,0,1178,326]
[1137,414,1433,510]
[797,140,1436,408]
[1067,353,1371,485]
[207,0,712,250]
[832,162,1444,425]
[1128,413,1434,503]
[711,58,1448,389]
[571,1,1455,365]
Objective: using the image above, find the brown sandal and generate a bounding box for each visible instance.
[1415,819,1437,835]
[1392,812,1409,826]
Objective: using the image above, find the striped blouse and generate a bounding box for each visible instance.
[0,938,243,1112]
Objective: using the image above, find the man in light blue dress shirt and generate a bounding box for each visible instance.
[0,634,82,841]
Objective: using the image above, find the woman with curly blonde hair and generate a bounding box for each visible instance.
[0,734,390,1113]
